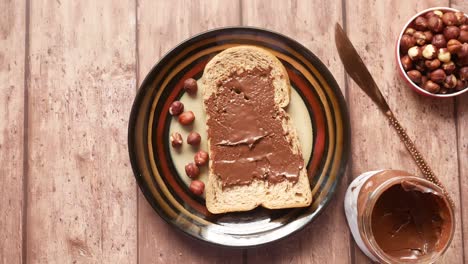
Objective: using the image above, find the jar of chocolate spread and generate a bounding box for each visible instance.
[344,170,454,263]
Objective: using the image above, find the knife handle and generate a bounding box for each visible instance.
[386,112,455,208]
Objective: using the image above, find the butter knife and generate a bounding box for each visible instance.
[334,23,454,207]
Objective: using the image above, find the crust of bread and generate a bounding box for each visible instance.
[201,45,312,214]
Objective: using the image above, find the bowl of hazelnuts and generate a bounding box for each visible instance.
[397,7,468,97]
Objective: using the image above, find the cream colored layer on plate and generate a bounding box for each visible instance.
[168,80,313,197]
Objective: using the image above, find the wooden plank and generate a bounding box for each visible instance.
[241,1,352,263]
[0,0,25,263]
[455,92,468,263]
[451,2,468,262]
[26,1,137,262]
[345,0,464,263]
[136,1,244,263]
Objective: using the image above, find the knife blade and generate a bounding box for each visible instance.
[334,23,391,114]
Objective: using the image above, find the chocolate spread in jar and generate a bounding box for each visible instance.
[371,179,453,261]
[205,67,304,188]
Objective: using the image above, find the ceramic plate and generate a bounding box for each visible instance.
[128,27,350,247]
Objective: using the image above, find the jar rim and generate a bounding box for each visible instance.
[358,175,455,264]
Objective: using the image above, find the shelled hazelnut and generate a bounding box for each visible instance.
[424,80,441,93]
[400,9,468,94]
[400,34,416,53]
[443,26,460,40]
[428,16,444,32]
[405,27,416,35]
[425,59,441,70]
[447,39,462,54]
[183,78,198,95]
[456,80,466,91]
[187,131,201,146]
[169,101,184,116]
[432,34,447,49]
[414,31,427,45]
[444,74,457,89]
[408,46,422,60]
[194,150,209,166]
[185,163,200,179]
[189,180,205,195]
[170,132,183,148]
[422,44,437,59]
[459,30,468,43]
[442,61,456,74]
[407,70,422,83]
[424,31,434,42]
[414,16,428,31]
[442,12,457,26]
[401,55,413,71]
[437,48,451,62]
[430,69,446,84]
[178,111,195,125]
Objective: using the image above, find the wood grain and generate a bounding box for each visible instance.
[0,0,25,263]
[26,1,137,262]
[241,1,352,263]
[136,0,243,263]
[451,2,468,262]
[344,0,463,263]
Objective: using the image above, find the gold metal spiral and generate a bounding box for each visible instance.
[386,111,455,208]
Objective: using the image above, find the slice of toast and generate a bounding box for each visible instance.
[201,45,312,214]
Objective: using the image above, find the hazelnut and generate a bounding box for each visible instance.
[414,16,428,31]
[427,16,444,32]
[460,66,468,81]
[425,59,441,70]
[407,70,422,84]
[187,131,201,145]
[459,29,468,43]
[408,46,422,60]
[458,43,468,58]
[430,69,446,84]
[178,111,195,125]
[185,163,200,179]
[442,12,458,26]
[421,75,429,86]
[169,101,184,116]
[413,31,426,45]
[170,132,183,148]
[183,78,198,95]
[194,150,209,166]
[442,61,456,74]
[426,10,443,18]
[422,44,437,59]
[414,60,426,72]
[432,34,447,49]
[424,80,441,93]
[401,55,413,71]
[189,180,205,195]
[458,54,468,66]
[405,27,416,35]
[424,31,434,42]
[437,48,451,63]
[443,26,460,40]
[400,34,416,53]
[443,74,457,89]
[447,39,462,54]
[455,80,467,91]
[455,12,467,25]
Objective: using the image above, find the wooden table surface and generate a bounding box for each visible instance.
[1,0,467,263]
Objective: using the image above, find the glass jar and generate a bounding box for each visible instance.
[344,170,454,263]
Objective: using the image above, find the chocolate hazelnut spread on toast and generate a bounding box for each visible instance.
[205,68,304,188]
